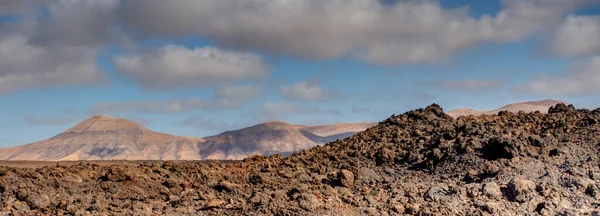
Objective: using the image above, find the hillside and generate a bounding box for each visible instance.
[446,99,566,117]
[3,103,600,215]
[0,115,205,160]
[295,122,376,137]
[0,118,369,161]
[199,121,355,160]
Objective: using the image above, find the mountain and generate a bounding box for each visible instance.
[200,121,318,160]
[0,115,205,161]
[0,117,372,161]
[446,99,566,117]
[199,121,371,160]
[295,122,376,137]
[7,104,600,215]
[0,100,569,161]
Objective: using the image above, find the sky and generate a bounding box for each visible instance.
[1,0,600,147]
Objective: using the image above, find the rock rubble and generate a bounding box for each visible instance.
[1,103,600,215]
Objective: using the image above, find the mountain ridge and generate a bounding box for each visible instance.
[295,122,376,137]
[0,115,205,161]
[446,99,566,117]
[4,103,600,215]
[0,99,566,161]
[0,116,374,161]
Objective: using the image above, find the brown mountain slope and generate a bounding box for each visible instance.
[295,122,376,137]
[3,104,600,215]
[0,115,205,161]
[200,121,324,160]
[446,99,566,117]
[0,117,372,161]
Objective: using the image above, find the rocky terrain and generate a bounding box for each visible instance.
[447,99,565,117]
[1,103,599,215]
[0,117,371,161]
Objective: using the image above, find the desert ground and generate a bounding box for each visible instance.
[0,104,599,215]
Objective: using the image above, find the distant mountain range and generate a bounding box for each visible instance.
[0,115,375,161]
[0,99,567,161]
[0,115,206,161]
[446,99,566,117]
[198,121,372,160]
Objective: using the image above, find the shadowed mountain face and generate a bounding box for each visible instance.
[200,121,319,160]
[446,99,566,117]
[199,121,374,160]
[0,117,374,161]
[295,122,376,137]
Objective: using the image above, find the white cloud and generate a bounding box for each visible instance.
[1,0,599,94]
[211,85,262,109]
[178,116,244,132]
[520,56,600,96]
[88,85,262,114]
[0,0,45,15]
[280,81,337,102]
[0,35,106,93]
[261,101,341,118]
[120,0,595,65]
[28,0,120,47]
[551,15,600,58]
[88,98,204,114]
[116,45,269,90]
[430,79,505,91]
[23,115,79,125]
[261,102,319,117]
[0,0,117,94]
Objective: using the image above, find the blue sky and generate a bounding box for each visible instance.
[1,0,600,147]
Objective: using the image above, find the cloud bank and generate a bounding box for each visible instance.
[551,15,600,58]
[120,0,594,65]
[281,81,337,102]
[88,98,204,114]
[1,0,598,94]
[521,56,600,96]
[430,79,505,91]
[116,45,268,90]
[0,35,106,93]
